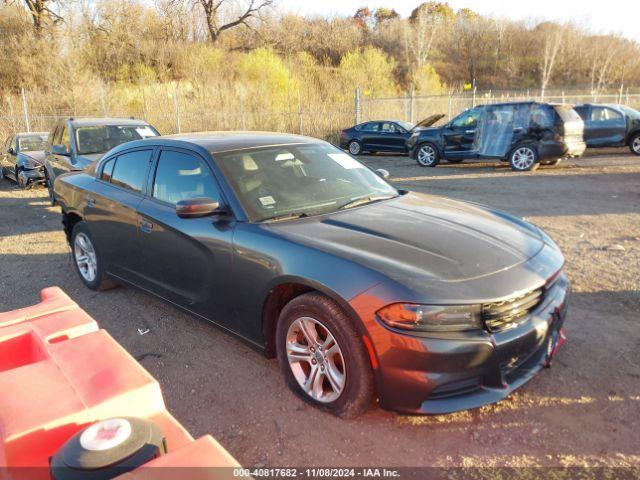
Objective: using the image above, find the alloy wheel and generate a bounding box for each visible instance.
[74,232,98,283]
[285,316,346,403]
[512,147,535,170]
[417,145,436,166]
[348,141,361,155]
[633,137,640,154]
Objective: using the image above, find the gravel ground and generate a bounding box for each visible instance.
[0,149,639,469]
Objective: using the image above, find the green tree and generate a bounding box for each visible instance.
[340,47,397,97]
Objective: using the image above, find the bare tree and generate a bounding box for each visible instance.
[3,0,62,36]
[176,0,273,44]
[537,23,565,99]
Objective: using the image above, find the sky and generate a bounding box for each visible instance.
[278,0,640,42]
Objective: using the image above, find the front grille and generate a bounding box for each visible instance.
[482,287,544,332]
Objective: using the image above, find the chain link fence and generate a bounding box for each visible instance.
[2,87,639,145]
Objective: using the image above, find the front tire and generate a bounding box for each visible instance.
[16,167,27,189]
[71,221,117,291]
[276,292,374,418]
[348,140,362,156]
[415,143,440,167]
[629,133,640,156]
[45,170,56,205]
[509,146,539,171]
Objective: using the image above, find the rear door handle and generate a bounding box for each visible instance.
[140,220,154,233]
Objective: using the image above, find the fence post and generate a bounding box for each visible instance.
[472,85,477,108]
[297,89,304,135]
[618,82,624,104]
[21,88,30,132]
[447,91,452,121]
[354,87,360,125]
[173,84,181,134]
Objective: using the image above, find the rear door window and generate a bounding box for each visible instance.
[152,150,220,205]
[360,122,380,132]
[110,150,152,193]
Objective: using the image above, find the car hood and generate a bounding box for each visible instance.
[269,192,546,284]
[20,150,46,165]
[412,114,445,130]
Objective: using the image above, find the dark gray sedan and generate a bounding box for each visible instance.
[54,132,569,417]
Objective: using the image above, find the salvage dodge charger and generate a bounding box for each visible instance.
[54,132,569,417]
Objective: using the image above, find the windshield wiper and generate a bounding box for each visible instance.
[337,194,397,211]
[260,211,310,223]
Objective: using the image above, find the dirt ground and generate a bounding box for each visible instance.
[0,149,639,469]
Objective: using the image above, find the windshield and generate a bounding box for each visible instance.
[620,105,640,119]
[397,121,414,131]
[215,143,398,222]
[75,125,159,155]
[18,134,48,152]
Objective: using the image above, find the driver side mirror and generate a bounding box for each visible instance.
[51,144,69,156]
[176,197,227,219]
[7,147,15,155]
[376,168,390,179]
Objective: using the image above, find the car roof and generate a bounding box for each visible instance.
[16,131,49,137]
[66,117,152,127]
[575,103,623,109]
[151,131,322,154]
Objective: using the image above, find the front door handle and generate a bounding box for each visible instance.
[87,197,96,208]
[140,220,154,234]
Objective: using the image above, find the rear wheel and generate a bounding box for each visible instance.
[276,292,374,418]
[415,143,440,167]
[71,221,117,291]
[509,146,539,171]
[348,140,362,156]
[629,133,640,156]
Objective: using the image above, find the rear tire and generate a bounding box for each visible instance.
[71,221,117,291]
[348,140,362,156]
[629,133,640,156]
[415,143,440,167]
[509,146,539,171]
[276,292,374,418]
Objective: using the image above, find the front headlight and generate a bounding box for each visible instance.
[376,303,482,332]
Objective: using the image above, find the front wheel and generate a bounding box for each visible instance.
[509,146,539,171]
[276,292,374,418]
[45,170,56,205]
[71,221,117,291]
[415,143,440,167]
[629,133,640,156]
[16,168,27,189]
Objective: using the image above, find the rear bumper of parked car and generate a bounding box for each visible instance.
[364,273,569,414]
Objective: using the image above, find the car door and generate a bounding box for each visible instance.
[378,122,408,152]
[135,147,235,325]
[49,124,74,180]
[358,122,381,151]
[585,106,626,147]
[442,108,481,158]
[84,148,152,283]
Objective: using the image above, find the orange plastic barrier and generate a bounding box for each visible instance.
[0,287,240,478]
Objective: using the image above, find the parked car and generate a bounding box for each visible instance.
[573,103,640,155]
[55,132,569,417]
[0,131,49,188]
[44,117,159,203]
[339,115,444,155]
[406,102,586,171]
